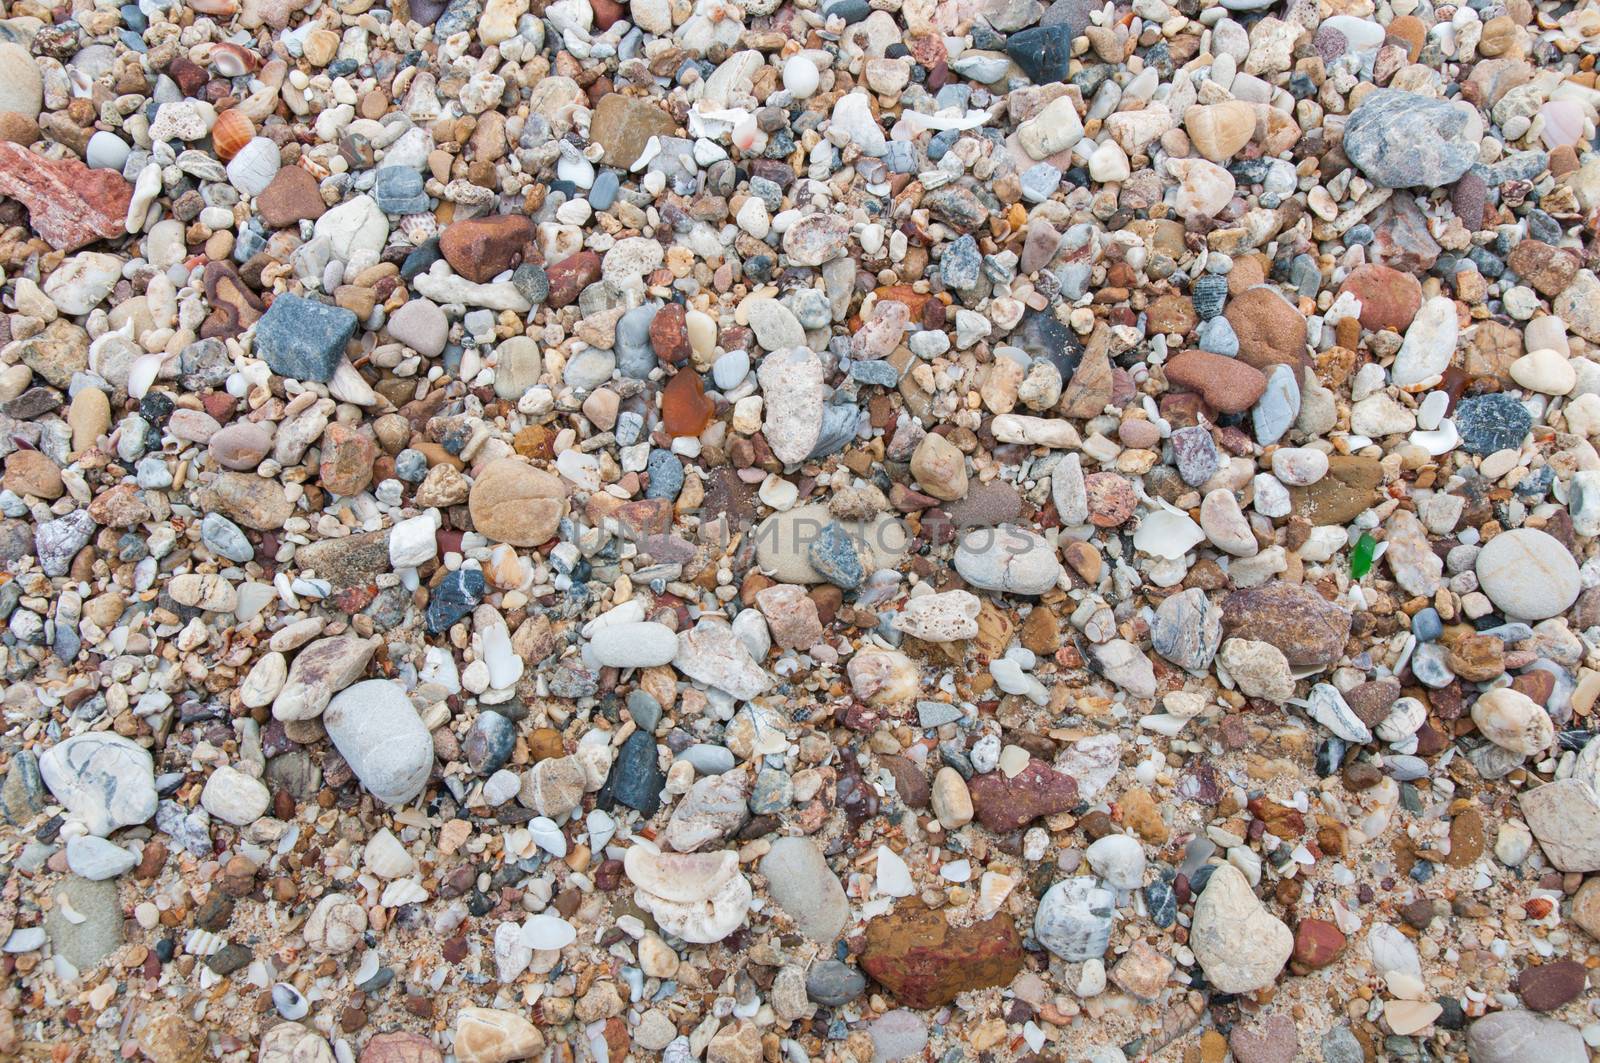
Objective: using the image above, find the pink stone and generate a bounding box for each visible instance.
[0,142,132,251]
[1539,100,1584,150]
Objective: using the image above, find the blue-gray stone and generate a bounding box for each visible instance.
[616,304,659,379]
[136,455,172,489]
[917,700,964,728]
[1411,607,1442,641]
[884,140,916,174]
[807,960,867,1006]
[253,294,357,383]
[1196,316,1239,356]
[0,750,45,824]
[606,729,663,816]
[850,360,900,387]
[435,0,481,35]
[1476,621,1532,643]
[940,234,981,290]
[1019,162,1061,204]
[1322,1027,1363,1063]
[35,510,95,577]
[1252,364,1300,446]
[1191,273,1229,319]
[403,240,443,280]
[1382,755,1430,781]
[426,567,484,634]
[615,411,644,447]
[821,0,870,22]
[627,690,662,732]
[808,521,863,590]
[373,167,429,214]
[512,263,548,306]
[680,744,736,774]
[1454,393,1532,455]
[465,710,516,775]
[749,769,793,814]
[808,404,859,459]
[395,449,428,481]
[1143,879,1177,927]
[645,449,684,501]
[1343,90,1480,189]
[1409,641,1454,687]
[1006,24,1074,83]
[201,513,254,563]
[588,169,620,210]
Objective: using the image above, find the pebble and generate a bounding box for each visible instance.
[3,0,1596,1053]
[323,680,434,805]
[1475,529,1580,621]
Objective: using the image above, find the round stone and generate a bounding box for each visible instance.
[1475,528,1579,621]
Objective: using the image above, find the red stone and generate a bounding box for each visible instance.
[860,903,1024,1007]
[0,141,132,251]
[966,760,1077,832]
[1291,918,1346,970]
[1165,349,1268,413]
[650,303,690,364]
[661,369,713,437]
[438,214,534,283]
[1516,960,1587,1012]
[545,250,601,308]
[256,165,326,229]
[590,0,625,28]
[1336,263,1422,332]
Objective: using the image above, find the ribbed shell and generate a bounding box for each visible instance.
[211,109,254,162]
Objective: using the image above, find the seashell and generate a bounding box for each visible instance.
[271,983,308,1021]
[1034,876,1115,961]
[1191,272,1228,319]
[211,43,261,78]
[378,877,428,907]
[362,828,415,879]
[127,354,162,400]
[210,108,254,163]
[225,136,280,197]
[624,844,738,902]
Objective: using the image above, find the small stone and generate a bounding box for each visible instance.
[760,837,849,943]
[1190,863,1292,993]
[954,525,1062,595]
[859,903,1024,1007]
[39,732,157,837]
[253,294,358,383]
[1518,778,1600,871]
[1475,529,1580,621]
[323,680,434,805]
[1342,89,1480,189]
[1465,1012,1587,1063]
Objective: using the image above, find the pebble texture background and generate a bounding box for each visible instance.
[0,0,1595,1060]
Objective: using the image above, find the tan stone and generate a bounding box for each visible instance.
[467,458,569,546]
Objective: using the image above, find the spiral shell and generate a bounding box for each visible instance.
[210,108,253,162]
[211,43,261,78]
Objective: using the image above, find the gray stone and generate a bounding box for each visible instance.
[252,294,358,383]
[1465,1011,1587,1063]
[1343,90,1480,189]
[45,876,123,971]
[806,960,867,1005]
[39,732,157,837]
[1150,587,1222,675]
[323,679,433,805]
[760,837,849,943]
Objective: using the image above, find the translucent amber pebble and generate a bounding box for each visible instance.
[661,370,713,437]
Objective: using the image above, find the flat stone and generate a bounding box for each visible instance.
[760,837,850,943]
[859,903,1024,1007]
